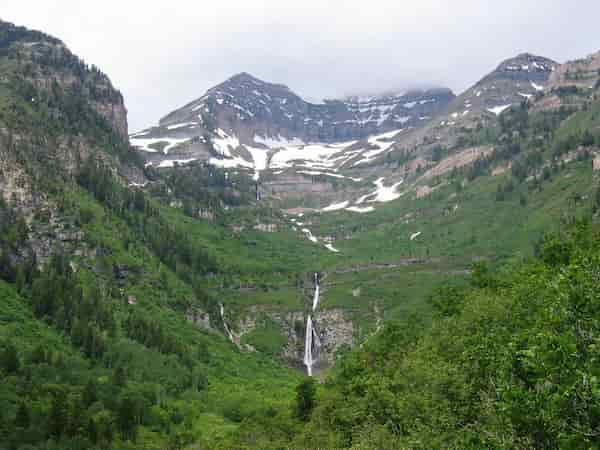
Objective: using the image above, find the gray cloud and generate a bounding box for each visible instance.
[4,0,600,131]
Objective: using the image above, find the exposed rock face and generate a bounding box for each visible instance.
[130,73,454,180]
[487,53,556,84]
[313,308,354,367]
[360,53,559,181]
[0,20,144,266]
[93,99,129,141]
[548,51,600,90]
[186,308,214,332]
[253,223,278,232]
[9,32,129,140]
[443,54,557,122]
[128,54,559,209]
[157,72,454,144]
[421,146,494,179]
[528,51,600,113]
[232,305,354,371]
[262,174,336,200]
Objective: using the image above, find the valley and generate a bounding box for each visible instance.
[1,15,600,449]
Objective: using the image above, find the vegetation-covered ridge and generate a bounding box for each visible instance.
[0,19,309,450]
[267,220,600,448]
[4,16,600,450]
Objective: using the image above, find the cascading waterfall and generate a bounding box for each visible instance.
[219,303,235,344]
[304,273,321,376]
[312,273,320,311]
[303,316,314,376]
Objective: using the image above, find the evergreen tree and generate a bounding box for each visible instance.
[49,394,67,438]
[1,341,20,373]
[113,366,127,387]
[83,379,98,406]
[295,378,316,421]
[117,397,137,441]
[14,403,30,429]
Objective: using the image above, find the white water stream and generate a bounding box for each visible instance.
[303,273,321,376]
[219,303,235,344]
[312,273,320,311]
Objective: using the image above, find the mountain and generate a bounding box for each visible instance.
[0,19,145,239]
[130,55,560,211]
[148,72,453,142]
[445,53,557,120]
[4,16,600,450]
[373,53,558,157]
[548,50,600,90]
[131,73,454,181]
[0,19,311,449]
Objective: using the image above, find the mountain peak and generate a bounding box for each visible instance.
[217,72,291,91]
[226,72,263,84]
[495,53,557,73]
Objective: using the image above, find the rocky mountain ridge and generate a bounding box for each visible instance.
[130,73,454,180]
[130,52,568,212]
[130,54,558,175]
[156,72,454,143]
[0,19,144,261]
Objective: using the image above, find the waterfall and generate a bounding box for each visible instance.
[304,273,320,376]
[303,315,314,376]
[312,272,320,311]
[219,303,235,344]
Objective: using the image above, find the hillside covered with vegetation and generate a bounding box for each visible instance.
[2,17,600,450]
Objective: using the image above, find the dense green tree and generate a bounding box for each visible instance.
[14,403,30,429]
[82,379,98,406]
[295,378,316,422]
[117,396,138,441]
[49,394,67,438]
[0,341,20,373]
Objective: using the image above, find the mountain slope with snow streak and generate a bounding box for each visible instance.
[130,72,454,182]
[129,53,563,208]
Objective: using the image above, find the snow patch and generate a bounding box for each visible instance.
[324,243,340,253]
[212,129,240,157]
[130,130,150,138]
[486,104,512,115]
[368,177,404,203]
[130,137,190,155]
[351,129,402,166]
[244,145,269,181]
[346,206,375,213]
[128,181,148,187]
[301,228,318,243]
[322,201,350,212]
[254,134,305,147]
[270,141,355,171]
[531,82,544,91]
[209,155,253,171]
[156,158,198,168]
[166,121,198,130]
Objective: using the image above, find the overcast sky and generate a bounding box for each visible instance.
[4,1,600,132]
